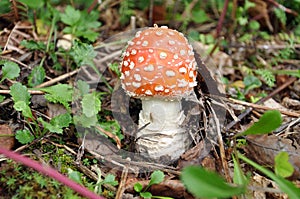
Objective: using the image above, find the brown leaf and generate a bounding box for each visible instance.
[0,124,15,150]
[245,134,300,180]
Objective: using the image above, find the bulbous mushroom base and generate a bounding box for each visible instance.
[136,98,192,164]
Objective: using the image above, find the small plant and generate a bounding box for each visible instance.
[134,170,173,199]
[181,110,300,199]
[0,61,20,83]
[92,166,118,196]
[60,5,101,42]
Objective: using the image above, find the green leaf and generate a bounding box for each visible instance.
[67,168,83,184]
[70,41,97,67]
[18,0,44,9]
[76,80,90,96]
[82,92,101,117]
[0,95,5,103]
[249,20,260,31]
[140,192,152,199]
[1,61,20,82]
[15,129,34,144]
[60,6,81,26]
[232,155,248,186]
[28,65,46,87]
[181,166,245,198]
[238,153,300,199]
[275,69,300,78]
[275,152,294,178]
[255,69,275,87]
[191,9,209,24]
[38,113,72,134]
[10,82,31,104]
[14,101,33,119]
[40,84,73,110]
[20,40,46,51]
[149,170,164,186]
[238,110,282,136]
[244,0,255,10]
[274,8,287,25]
[134,182,143,193]
[243,75,262,93]
[73,114,98,128]
[103,174,118,186]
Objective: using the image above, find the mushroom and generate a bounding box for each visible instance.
[120,25,197,163]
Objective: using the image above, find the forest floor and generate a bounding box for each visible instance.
[0,0,300,198]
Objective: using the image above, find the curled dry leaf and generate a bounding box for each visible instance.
[0,124,15,150]
[245,134,300,180]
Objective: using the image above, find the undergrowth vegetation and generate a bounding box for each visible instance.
[0,0,299,198]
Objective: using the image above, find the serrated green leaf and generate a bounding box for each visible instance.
[275,152,294,178]
[82,92,101,117]
[1,61,20,82]
[255,69,275,87]
[73,114,98,128]
[60,6,81,26]
[51,113,72,128]
[134,182,143,193]
[28,65,46,87]
[20,40,46,51]
[38,113,72,134]
[181,166,245,198]
[40,84,73,110]
[76,80,90,96]
[10,82,31,104]
[14,101,33,119]
[238,110,282,136]
[149,170,164,186]
[70,41,97,67]
[15,129,34,144]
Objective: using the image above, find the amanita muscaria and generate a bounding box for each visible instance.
[120,25,197,163]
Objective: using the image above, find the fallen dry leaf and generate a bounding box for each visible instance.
[245,134,300,180]
[0,124,15,150]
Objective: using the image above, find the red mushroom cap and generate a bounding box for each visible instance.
[120,25,197,98]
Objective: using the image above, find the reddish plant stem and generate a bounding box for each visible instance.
[215,0,229,38]
[266,0,298,16]
[0,147,105,199]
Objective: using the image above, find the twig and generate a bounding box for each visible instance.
[225,77,297,131]
[115,166,128,199]
[3,22,20,52]
[227,98,300,118]
[35,68,80,88]
[95,125,122,149]
[208,100,231,183]
[1,55,30,68]
[0,90,44,95]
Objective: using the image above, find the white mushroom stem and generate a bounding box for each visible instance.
[136,98,192,163]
